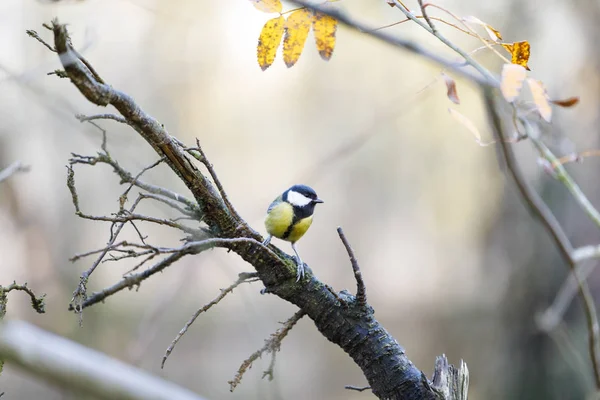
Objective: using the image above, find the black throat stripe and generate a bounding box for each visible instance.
[282,205,314,241]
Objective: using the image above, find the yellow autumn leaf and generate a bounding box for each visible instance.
[527,78,552,122]
[502,41,531,70]
[249,0,282,13]
[257,16,285,71]
[500,63,527,103]
[313,13,337,60]
[283,9,312,67]
[463,16,502,42]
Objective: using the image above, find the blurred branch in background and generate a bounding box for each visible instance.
[0,162,29,184]
[0,321,208,400]
[287,0,600,394]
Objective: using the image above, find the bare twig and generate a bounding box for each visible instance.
[530,133,600,230]
[161,272,259,369]
[0,162,30,184]
[76,113,127,124]
[345,385,371,392]
[287,0,491,87]
[0,282,46,318]
[537,262,597,333]
[229,310,306,391]
[25,30,55,52]
[69,152,198,212]
[573,245,600,263]
[484,89,600,389]
[187,139,241,222]
[69,238,276,311]
[417,0,437,34]
[337,227,366,306]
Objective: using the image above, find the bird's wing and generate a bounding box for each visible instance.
[267,195,282,213]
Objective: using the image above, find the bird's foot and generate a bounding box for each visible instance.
[262,235,272,246]
[294,257,305,282]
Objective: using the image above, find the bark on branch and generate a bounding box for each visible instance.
[39,19,467,400]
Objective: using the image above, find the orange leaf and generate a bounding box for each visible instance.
[463,16,502,42]
[249,0,282,13]
[551,97,580,108]
[527,78,552,122]
[500,63,527,103]
[442,73,460,104]
[283,9,312,67]
[313,13,337,60]
[257,16,285,71]
[502,41,531,70]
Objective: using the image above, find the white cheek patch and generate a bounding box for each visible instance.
[287,190,312,207]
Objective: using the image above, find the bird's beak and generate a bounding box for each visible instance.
[313,198,324,204]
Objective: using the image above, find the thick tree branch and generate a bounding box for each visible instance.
[41,20,466,399]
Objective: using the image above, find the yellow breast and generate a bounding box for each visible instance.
[265,202,294,239]
[264,202,314,243]
[286,216,313,243]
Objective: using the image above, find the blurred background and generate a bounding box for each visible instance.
[1,0,600,399]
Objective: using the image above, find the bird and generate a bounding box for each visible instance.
[263,184,324,281]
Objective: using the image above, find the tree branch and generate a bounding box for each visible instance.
[162,272,260,368]
[0,161,29,184]
[337,227,366,307]
[0,321,207,400]
[39,20,467,399]
[229,310,306,391]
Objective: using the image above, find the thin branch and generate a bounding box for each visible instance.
[0,162,30,184]
[573,245,600,263]
[76,113,127,124]
[161,272,259,369]
[187,139,241,223]
[337,227,366,306]
[69,152,198,212]
[345,385,371,392]
[69,238,277,311]
[417,0,437,34]
[25,30,56,52]
[484,89,600,389]
[229,310,306,392]
[537,262,597,333]
[287,0,492,87]
[389,0,496,83]
[530,133,600,230]
[0,282,46,318]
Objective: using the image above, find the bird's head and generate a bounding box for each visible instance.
[284,184,324,210]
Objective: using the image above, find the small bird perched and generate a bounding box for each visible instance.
[263,184,324,281]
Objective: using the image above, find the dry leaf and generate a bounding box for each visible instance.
[257,16,285,70]
[502,41,531,70]
[551,97,580,108]
[448,108,490,146]
[249,0,282,13]
[463,16,502,42]
[313,13,337,60]
[527,78,552,122]
[500,63,527,103]
[442,73,460,104]
[283,9,312,67]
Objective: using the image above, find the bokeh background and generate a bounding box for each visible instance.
[1,0,600,399]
